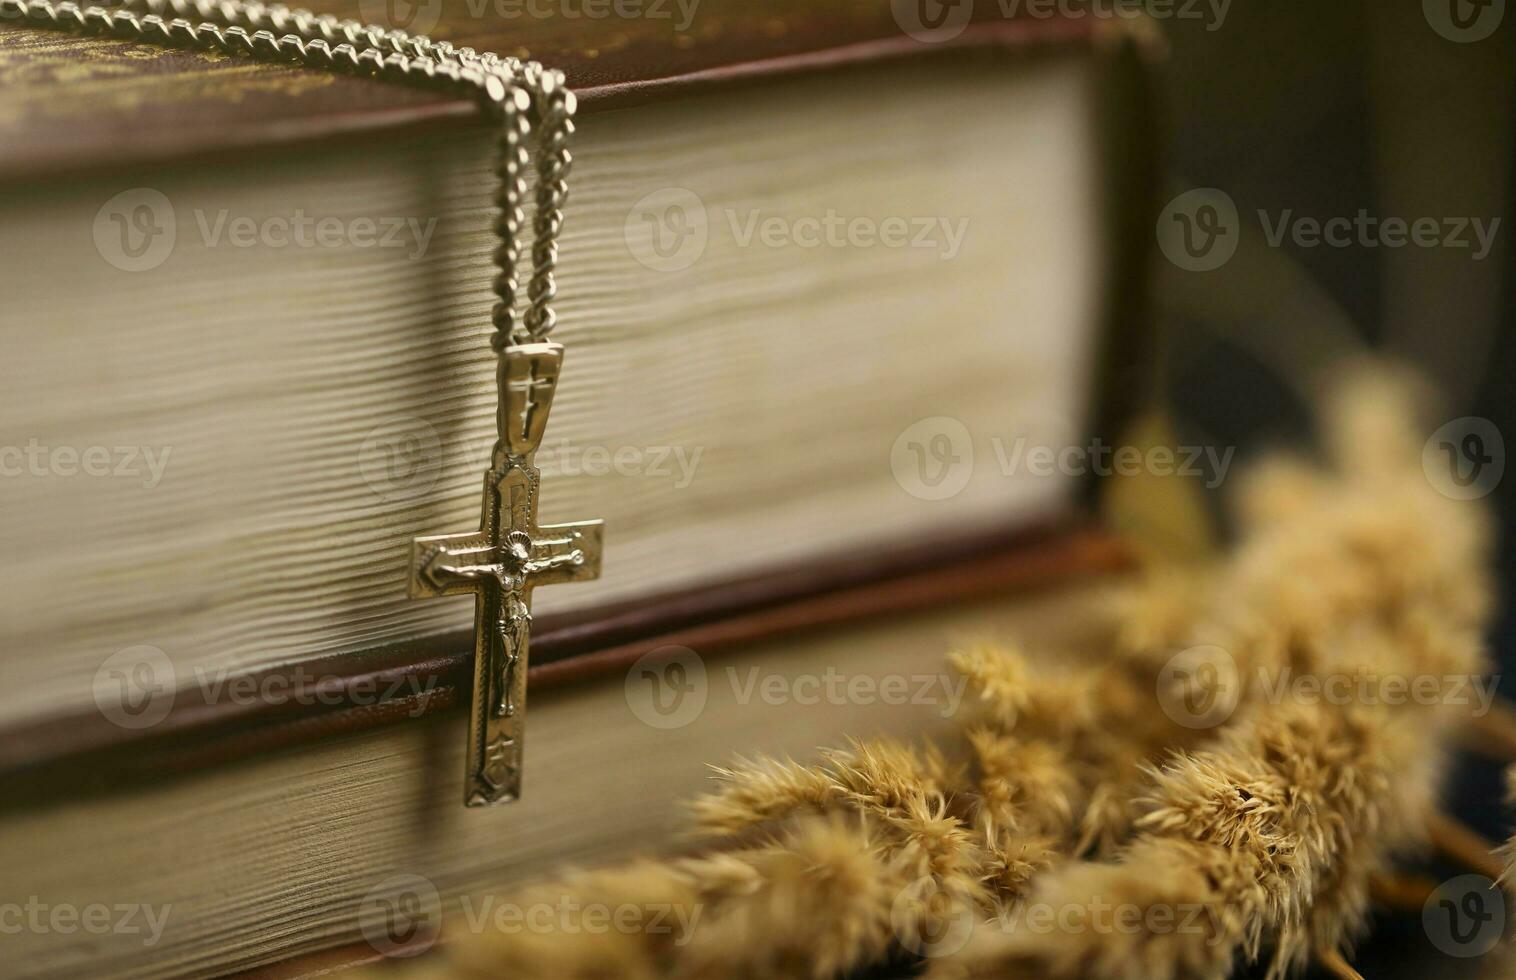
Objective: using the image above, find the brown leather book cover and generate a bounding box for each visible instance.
[2,524,1133,810]
[0,0,1155,179]
[0,4,1161,799]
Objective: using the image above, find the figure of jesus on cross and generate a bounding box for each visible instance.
[408,342,603,806]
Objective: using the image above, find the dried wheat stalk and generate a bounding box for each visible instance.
[367,363,1494,980]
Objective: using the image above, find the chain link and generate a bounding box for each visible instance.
[0,0,574,346]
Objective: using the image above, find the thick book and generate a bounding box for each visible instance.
[0,3,1158,976]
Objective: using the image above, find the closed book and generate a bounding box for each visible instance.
[0,4,1157,976]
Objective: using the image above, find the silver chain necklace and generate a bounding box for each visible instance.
[6,0,573,345]
[7,0,605,807]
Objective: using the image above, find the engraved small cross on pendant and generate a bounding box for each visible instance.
[408,342,603,807]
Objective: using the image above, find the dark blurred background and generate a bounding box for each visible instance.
[1151,2,1513,975]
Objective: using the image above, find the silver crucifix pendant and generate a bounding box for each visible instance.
[408,342,603,806]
